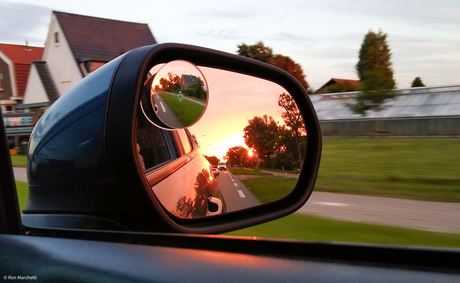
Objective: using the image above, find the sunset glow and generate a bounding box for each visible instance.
[188,66,288,162]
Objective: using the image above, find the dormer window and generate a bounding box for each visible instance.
[54,32,60,44]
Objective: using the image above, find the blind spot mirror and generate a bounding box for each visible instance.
[141,60,208,129]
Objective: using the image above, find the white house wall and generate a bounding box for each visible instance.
[41,14,83,97]
[23,64,49,104]
[0,51,18,98]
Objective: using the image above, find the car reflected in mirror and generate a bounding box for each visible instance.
[137,65,307,219]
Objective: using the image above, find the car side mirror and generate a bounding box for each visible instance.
[22,43,322,234]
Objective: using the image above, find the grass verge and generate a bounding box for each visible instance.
[16,181,28,212]
[226,213,460,248]
[241,176,295,203]
[10,154,27,167]
[259,168,301,174]
[228,168,270,175]
[316,139,460,202]
[13,176,460,248]
[159,92,205,126]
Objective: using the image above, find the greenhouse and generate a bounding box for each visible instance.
[310,85,460,120]
[309,85,460,137]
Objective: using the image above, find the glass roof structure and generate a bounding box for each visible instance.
[310,85,460,120]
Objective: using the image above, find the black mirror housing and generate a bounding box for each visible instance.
[23,43,322,234]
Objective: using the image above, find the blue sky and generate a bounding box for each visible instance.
[1,0,459,90]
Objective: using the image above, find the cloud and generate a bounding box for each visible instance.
[190,8,259,20]
[315,0,460,29]
[309,46,358,60]
[270,33,313,47]
[0,2,51,46]
[194,29,250,41]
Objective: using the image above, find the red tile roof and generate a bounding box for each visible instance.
[0,43,43,97]
[317,78,360,93]
[330,78,360,87]
[54,11,157,62]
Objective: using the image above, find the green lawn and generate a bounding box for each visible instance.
[241,176,295,203]
[228,168,270,175]
[12,166,460,249]
[15,181,28,212]
[258,168,301,174]
[227,213,460,248]
[230,139,460,202]
[315,139,460,202]
[10,154,27,167]
[159,92,205,126]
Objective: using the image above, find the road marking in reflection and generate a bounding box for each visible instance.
[238,190,246,198]
[159,102,166,112]
[314,202,351,207]
[233,183,238,187]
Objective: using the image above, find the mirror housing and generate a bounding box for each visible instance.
[23,43,322,234]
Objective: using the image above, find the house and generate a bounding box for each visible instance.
[0,43,43,150]
[22,11,157,111]
[180,75,200,90]
[0,43,43,109]
[316,78,360,94]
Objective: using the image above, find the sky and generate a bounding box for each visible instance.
[188,66,287,160]
[1,0,460,91]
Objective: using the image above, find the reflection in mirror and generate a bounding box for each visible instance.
[136,66,307,219]
[141,60,208,129]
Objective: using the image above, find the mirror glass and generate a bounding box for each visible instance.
[136,64,307,219]
[142,60,208,129]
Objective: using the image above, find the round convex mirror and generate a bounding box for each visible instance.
[141,60,208,129]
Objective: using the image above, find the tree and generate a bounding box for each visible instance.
[159,72,180,92]
[237,41,309,90]
[184,77,206,99]
[268,55,309,90]
[204,155,220,166]
[278,93,306,167]
[225,146,250,167]
[237,41,273,63]
[411,77,425,87]
[351,30,396,115]
[243,115,279,167]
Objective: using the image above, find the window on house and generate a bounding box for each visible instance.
[0,73,3,91]
[54,32,59,44]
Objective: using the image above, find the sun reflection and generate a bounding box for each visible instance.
[187,66,287,162]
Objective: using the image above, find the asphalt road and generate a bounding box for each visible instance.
[12,167,460,233]
[260,170,460,233]
[215,170,261,212]
[152,93,183,128]
[299,191,460,233]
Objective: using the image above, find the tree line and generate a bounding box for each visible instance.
[158,72,206,100]
[238,34,427,117]
[224,93,306,171]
